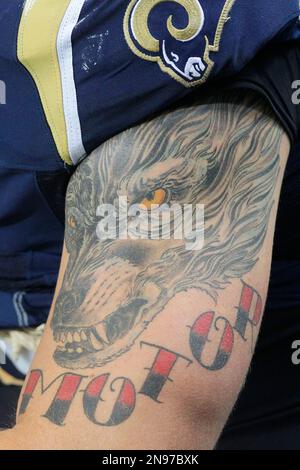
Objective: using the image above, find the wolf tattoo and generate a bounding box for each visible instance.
[51,92,282,369]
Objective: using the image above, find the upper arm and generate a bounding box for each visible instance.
[6,91,290,449]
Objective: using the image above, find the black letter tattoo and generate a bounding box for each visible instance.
[19,370,85,426]
[139,342,192,402]
[83,375,136,426]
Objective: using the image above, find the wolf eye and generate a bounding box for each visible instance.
[68,215,77,228]
[140,188,167,210]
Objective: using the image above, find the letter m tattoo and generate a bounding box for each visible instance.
[19,369,85,426]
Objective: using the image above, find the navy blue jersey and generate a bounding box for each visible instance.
[0,0,298,168]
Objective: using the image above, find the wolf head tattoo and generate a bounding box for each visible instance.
[51,93,281,369]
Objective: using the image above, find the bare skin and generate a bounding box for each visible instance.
[0,91,290,449]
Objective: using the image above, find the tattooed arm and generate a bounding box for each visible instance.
[1,91,290,449]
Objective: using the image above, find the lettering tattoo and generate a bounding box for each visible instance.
[20,281,263,426]
[50,92,282,370]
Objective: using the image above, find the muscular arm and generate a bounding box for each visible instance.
[1,91,290,449]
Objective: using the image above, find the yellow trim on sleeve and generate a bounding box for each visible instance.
[17,0,73,165]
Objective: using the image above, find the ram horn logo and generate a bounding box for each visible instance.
[124,0,235,87]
